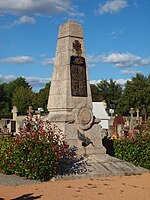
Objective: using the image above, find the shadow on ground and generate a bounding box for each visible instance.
[11,193,42,200]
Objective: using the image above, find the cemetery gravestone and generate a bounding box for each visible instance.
[141,105,147,124]
[129,108,134,132]
[11,106,18,121]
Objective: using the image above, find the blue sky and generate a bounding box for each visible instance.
[0,0,150,92]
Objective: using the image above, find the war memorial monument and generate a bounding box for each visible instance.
[47,20,148,178]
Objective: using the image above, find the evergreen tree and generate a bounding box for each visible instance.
[90,84,101,102]
[12,86,34,115]
[97,79,122,112]
[116,74,150,115]
[32,82,51,112]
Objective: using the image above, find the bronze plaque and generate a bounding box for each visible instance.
[70,55,87,97]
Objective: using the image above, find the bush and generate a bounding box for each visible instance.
[0,136,15,174]
[113,132,150,170]
[0,117,70,181]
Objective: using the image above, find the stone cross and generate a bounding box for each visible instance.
[136,109,140,124]
[129,108,134,132]
[141,105,147,124]
[11,106,18,121]
[27,106,34,120]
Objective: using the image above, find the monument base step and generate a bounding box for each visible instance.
[56,154,149,180]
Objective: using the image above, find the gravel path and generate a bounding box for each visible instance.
[0,173,150,200]
[0,173,41,186]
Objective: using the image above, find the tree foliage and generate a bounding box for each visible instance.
[96,79,122,112]
[32,82,50,112]
[116,74,150,115]
[90,84,101,102]
[113,131,150,170]
[0,77,32,117]
[12,86,34,115]
[0,83,12,117]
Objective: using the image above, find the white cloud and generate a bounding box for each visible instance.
[87,54,102,64]
[87,52,150,68]
[115,78,129,85]
[14,16,36,25]
[98,0,128,15]
[41,57,55,66]
[0,74,16,83]
[89,78,129,87]
[0,56,34,64]
[139,58,150,66]
[109,28,126,39]
[40,53,48,58]
[89,80,99,85]
[0,74,50,91]
[4,16,36,28]
[120,69,139,75]
[101,52,141,67]
[25,76,50,87]
[0,0,82,17]
[102,53,150,68]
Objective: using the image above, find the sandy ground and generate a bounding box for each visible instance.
[0,173,150,200]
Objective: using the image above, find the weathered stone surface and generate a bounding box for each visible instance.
[47,20,93,138]
[56,155,149,180]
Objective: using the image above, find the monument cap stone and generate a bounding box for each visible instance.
[58,20,83,39]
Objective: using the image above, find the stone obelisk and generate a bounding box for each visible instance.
[47,20,105,156]
[47,20,148,177]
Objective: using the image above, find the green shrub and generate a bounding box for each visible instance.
[113,133,150,170]
[13,137,58,181]
[0,136,15,174]
[0,117,70,181]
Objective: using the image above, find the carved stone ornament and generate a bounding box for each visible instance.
[72,40,82,56]
[74,103,94,130]
[78,108,91,125]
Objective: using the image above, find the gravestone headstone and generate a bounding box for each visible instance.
[136,108,140,124]
[141,105,147,124]
[12,106,18,121]
[27,106,34,120]
[129,107,134,132]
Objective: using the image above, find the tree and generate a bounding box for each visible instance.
[12,86,34,115]
[32,82,51,112]
[0,77,32,117]
[5,77,31,108]
[116,74,150,115]
[0,84,5,111]
[0,83,11,118]
[90,84,101,102]
[97,79,122,112]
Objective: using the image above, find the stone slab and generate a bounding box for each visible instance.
[56,154,149,180]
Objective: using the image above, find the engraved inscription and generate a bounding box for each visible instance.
[70,56,87,97]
